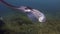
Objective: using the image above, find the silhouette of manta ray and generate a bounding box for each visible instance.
[0,0,46,22]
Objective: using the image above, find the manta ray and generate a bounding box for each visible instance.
[0,0,46,22]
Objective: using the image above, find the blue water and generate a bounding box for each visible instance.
[0,0,60,19]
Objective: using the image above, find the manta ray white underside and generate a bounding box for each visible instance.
[0,0,46,23]
[17,6,46,23]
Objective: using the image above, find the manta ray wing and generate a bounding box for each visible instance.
[26,12,38,22]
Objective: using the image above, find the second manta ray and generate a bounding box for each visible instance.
[0,0,46,22]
